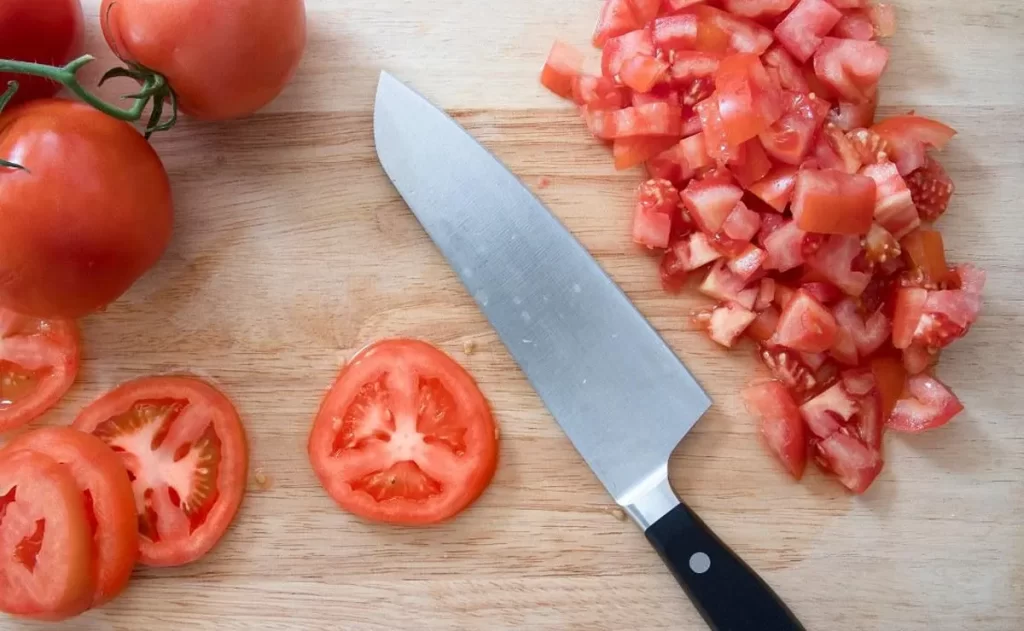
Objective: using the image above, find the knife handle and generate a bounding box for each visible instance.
[645,501,805,631]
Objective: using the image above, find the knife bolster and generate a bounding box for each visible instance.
[619,462,680,530]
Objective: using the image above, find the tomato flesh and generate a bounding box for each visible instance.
[309,340,499,525]
[73,377,248,567]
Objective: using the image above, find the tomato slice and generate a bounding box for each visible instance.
[0,450,93,620]
[0,308,80,433]
[812,37,889,104]
[540,41,583,99]
[3,428,137,607]
[774,0,843,62]
[791,169,876,234]
[308,339,498,525]
[72,377,248,567]
[773,289,838,353]
[871,115,956,175]
[742,380,807,479]
[906,156,954,222]
[887,374,964,433]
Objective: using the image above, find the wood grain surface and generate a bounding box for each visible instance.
[4,1,1023,629]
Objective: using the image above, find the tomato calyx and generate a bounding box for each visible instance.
[0,54,177,138]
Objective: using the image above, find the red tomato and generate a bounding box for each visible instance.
[667,232,724,274]
[586,102,683,139]
[572,75,630,110]
[700,261,759,309]
[862,222,900,268]
[653,14,699,52]
[0,0,84,107]
[681,179,746,233]
[887,375,964,433]
[774,0,843,62]
[694,301,757,347]
[0,308,79,433]
[762,219,820,272]
[602,28,655,77]
[871,115,956,175]
[891,287,927,349]
[791,169,876,234]
[747,306,781,342]
[695,96,737,161]
[633,179,680,248]
[101,0,306,121]
[0,100,173,318]
[2,428,137,607]
[906,156,954,221]
[73,377,248,567]
[593,0,647,47]
[721,201,764,242]
[806,234,872,296]
[727,245,768,281]
[540,41,583,99]
[689,5,774,55]
[715,54,784,146]
[870,355,907,420]
[832,11,875,40]
[742,381,807,479]
[615,136,680,170]
[620,55,671,92]
[815,432,882,493]
[722,0,798,19]
[762,45,810,93]
[747,165,799,211]
[901,229,951,285]
[773,290,838,353]
[867,3,897,38]
[308,339,498,525]
[813,38,889,103]
[0,450,93,620]
[829,97,878,132]
[833,298,890,358]
[759,91,831,164]
[860,160,921,239]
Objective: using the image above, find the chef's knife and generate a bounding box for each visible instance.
[373,72,804,631]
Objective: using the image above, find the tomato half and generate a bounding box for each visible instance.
[0,307,79,433]
[0,450,93,620]
[3,428,137,607]
[0,100,173,319]
[100,0,306,120]
[72,377,248,567]
[309,339,499,525]
[0,0,84,107]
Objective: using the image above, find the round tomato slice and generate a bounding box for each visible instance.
[0,307,80,433]
[309,339,499,525]
[0,450,93,620]
[3,428,137,607]
[72,377,248,567]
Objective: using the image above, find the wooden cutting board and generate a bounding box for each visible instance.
[5,1,1023,629]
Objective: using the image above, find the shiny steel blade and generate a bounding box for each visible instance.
[373,72,710,507]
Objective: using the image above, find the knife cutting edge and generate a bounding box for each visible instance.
[373,71,805,631]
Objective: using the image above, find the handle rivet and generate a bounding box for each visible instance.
[689,552,711,574]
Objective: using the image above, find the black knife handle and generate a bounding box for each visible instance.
[645,501,805,631]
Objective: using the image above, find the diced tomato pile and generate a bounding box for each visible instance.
[542,0,983,494]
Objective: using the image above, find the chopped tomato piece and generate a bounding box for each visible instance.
[791,169,875,234]
[689,5,774,55]
[633,207,673,249]
[829,323,858,365]
[815,432,883,494]
[694,96,737,162]
[681,179,745,233]
[906,156,954,222]
[867,3,897,38]
[813,37,889,103]
[833,298,890,358]
[863,222,900,267]
[759,345,823,398]
[742,381,807,479]
[540,41,584,99]
[871,115,956,175]
[653,14,699,52]
[805,234,872,296]
[715,53,784,146]
[800,281,844,305]
[721,201,763,242]
[665,232,724,280]
[870,355,907,419]
[637,179,682,216]
[860,160,920,239]
[602,29,655,78]
[773,290,838,353]
[647,135,708,183]
[916,289,983,349]
[901,229,950,285]
[695,301,758,347]
[762,219,820,272]
[887,374,964,433]
[830,97,878,132]
[755,277,777,310]
[891,287,927,349]
[700,260,759,309]
[902,343,937,375]
[572,75,630,110]
[620,55,671,93]
[759,91,831,164]
[747,305,781,341]
[727,244,768,280]
[818,123,863,173]
[953,264,987,296]
[586,102,683,139]
[615,137,681,170]
[832,11,874,40]
[722,0,798,19]
[631,0,661,24]
[774,0,843,62]
[747,165,798,212]
[800,380,857,438]
[594,0,644,48]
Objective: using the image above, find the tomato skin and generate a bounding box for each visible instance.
[791,169,876,234]
[309,339,499,526]
[0,100,173,319]
[2,428,138,608]
[0,308,80,433]
[742,381,807,479]
[0,0,84,107]
[73,377,249,567]
[0,450,94,620]
[101,0,306,120]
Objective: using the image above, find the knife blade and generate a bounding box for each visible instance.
[373,71,804,631]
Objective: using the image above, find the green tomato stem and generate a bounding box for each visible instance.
[0,55,150,121]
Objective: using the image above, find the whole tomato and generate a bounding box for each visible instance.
[0,0,84,107]
[100,0,307,121]
[0,100,173,318]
